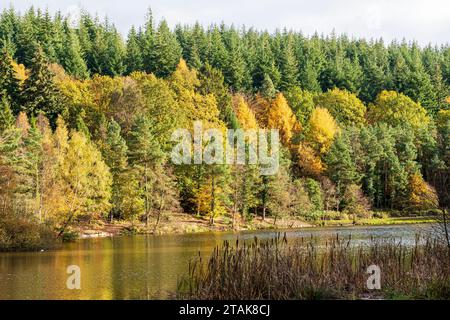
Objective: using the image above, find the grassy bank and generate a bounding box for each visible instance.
[178,235,450,300]
[315,216,438,227]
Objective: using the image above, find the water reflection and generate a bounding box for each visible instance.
[0,224,433,300]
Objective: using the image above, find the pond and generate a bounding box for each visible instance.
[0,223,433,300]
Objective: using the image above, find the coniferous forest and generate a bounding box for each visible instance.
[0,7,449,250]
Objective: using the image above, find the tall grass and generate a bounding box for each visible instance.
[178,234,450,299]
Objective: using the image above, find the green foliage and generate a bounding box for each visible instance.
[128,116,168,227]
[314,88,366,126]
[0,96,14,133]
[224,30,247,91]
[150,20,182,78]
[304,178,324,212]
[368,90,430,130]
[260,74,276,99]
[325,132,360,196]
[0,46,21,111]
[124,26,144,75]
[1,6,449,111]
[0,6,449,245]
[342,184,370,217]
[291,179,313,217]
[199,63,239,129]
[0,216,57,251]
[20,48,64,124]
[283,86,315,128]
[102,119,130,220]
[59,20,89,79]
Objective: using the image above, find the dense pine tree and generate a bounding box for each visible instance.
[150,20,182,78]
[0,47,21,111]
[59,20,89,79]
[125,26,144,74]
[20,48,64,125]
[128,116,165,228]
[102,119,129,221]
[0,96,15,133]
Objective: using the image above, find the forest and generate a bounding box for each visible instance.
[0,7,449,249]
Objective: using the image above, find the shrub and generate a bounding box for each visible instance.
[372,211,390,219]
[342,184,371,217]
[61,229,79,242]
[0,216,58,251]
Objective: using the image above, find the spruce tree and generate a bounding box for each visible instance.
[20,47,64,125]
[150,20,182,77]
[59,20,89,79]
[0,96,15,134]
[128,116,165,228]
[125,26,144,74]
[279,35,299,90]
[141,8,155,73]
[224,31,246,91]
[102,24,125,76]
[103,119,129,221]
[207,26,228,71]
[14,12,40,66]
[260,74,276,99]
[0,47,21,112]
[22,119,44,220]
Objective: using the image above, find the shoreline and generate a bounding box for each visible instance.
[75,213,438,239]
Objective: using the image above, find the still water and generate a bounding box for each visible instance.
[0,224,433,300]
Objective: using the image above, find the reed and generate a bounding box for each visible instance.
[178,234,450,299]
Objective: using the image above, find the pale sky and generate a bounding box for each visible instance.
[1,0,449,45]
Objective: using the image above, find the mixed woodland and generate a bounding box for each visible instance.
[0,7,449,248]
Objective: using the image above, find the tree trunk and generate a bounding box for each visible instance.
[210,176,215,226]
[232,204,237,230]
[442,208,450,250]
[57,212,75,238]
[35,166,41,222]
[153,197,164,234]
[144,163,149,230]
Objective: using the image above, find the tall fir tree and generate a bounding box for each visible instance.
[150,20,182,78]
[20,47,64,125]
[140,8,155,73]
[125,26,144,74]
[59,20,89,79]
[102,119,130,221]
[279,34,299,90]
[128,116,165,228]
[0,96,15,133]
[0,46,21,112]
